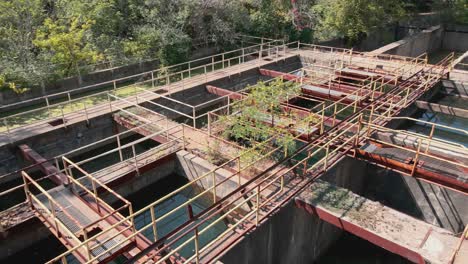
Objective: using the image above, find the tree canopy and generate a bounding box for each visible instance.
[0,0,463,93]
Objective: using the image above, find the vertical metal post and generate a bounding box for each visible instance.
[388,98,394,117]
[280,174,284,193]
[61,106,66,127]
[83,231,92,261]
[227,96,231,115]
[49,200,60,236]
[354,115,363,157]
[150,206,158,241]
[192,107,196,128]
[259,42,263,59]
[129,204,136,235]
[91,179,100,213]
[116,134,123,162]
[187,205,199,264]
[113,81,117,90]
[212,171,217,203]
[194,227,200,264]
[222,54,225,69]
[404,86,410,106]
[46,97,51,118]
[367,105,375,136]
[208,113,211,136]
[320,104,325,134]
[212,56,215,72]
[83,101,89,125]
[151,71,155,88]
[107,94,112,112]
[323,145,329,170]
[188,62,191,78]
[132,145,139,175]
[3,118,10,136]
[425,124,435,154]
[22,173,32,206]
[182,125,186,149]
[256,185,260,226]
[411,138,422,176]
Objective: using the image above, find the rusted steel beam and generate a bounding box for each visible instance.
[204,84,358,135]
[355,149,468,194]
[294,199,426,264]
[113,115,169,144]
[18,144,68,185]
[206,85,246,100]
[338,67,400,83]
[259,68,397,101]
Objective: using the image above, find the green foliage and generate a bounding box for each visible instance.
[34,17,103,77]
[0,0,450,94]
[435,0,468,24]
[453,0,468,24]
[222,78,301,160]
[311,0,407,43]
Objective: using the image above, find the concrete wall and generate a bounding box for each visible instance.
[0,156,175,259]
[362,163,467,234]
[219,156,367,264]
[0,46,220,109]
[441,79,468,96]
[142,56,302,120]
[371,24,468,57]
[443,24,468,52]
[174,150,246,210]
[0,59,160,108]
[371,25,444,57]
[0,113,115,182]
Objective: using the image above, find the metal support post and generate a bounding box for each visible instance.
[188,62,191,78]
[411,138,422,176]
[150,206,158,241]
[132,145,139,175]
[212,171,217,203]
[192,107,196,128]
[116,134,123,161]
[256,185,260,226]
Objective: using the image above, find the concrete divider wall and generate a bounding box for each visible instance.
[371,26,444,57]
[142,56,302,120]
[364,162,468,234]
[0,47,219,107]
[175,150,242,206]
[443,24,468,52]
[0,113,115,182]
[0,155,176,258]
[371,24,468,57]
[220,157,367,263]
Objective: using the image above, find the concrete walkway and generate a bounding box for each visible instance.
[0,52,298,148]
[295,180,465,264]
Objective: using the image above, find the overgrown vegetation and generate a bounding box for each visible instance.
[0,0,464,94]
[219,78,302,165]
